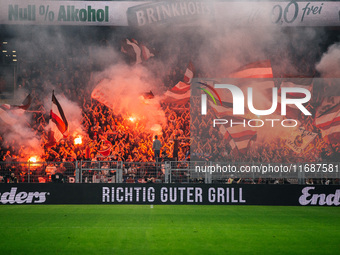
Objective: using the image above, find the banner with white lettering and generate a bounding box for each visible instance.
[286,127,317,154]
[0,184,339,206]
[0,1,339,27]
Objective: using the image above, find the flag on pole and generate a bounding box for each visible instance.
[225,125,257,154]
[140,42,155,61]
[46,92,69,147]
[209,60,275,117]
[10,94,32,111]
[206,59,273,154]
[219,125,236,150]
[219,124,256,154]
[314,96,340,143]
[121,38,155,65]
[162,62,195,104]
[162,83,191,104]
[0,94,31,125]
[183,61,195,84]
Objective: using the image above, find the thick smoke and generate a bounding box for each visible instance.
[1,26,90,158]
[0,91,43,158]
[0,0,337,158]
[316,43,340,77]
[90,64,166,133]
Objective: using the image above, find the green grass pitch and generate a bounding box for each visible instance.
[0,205,339,255]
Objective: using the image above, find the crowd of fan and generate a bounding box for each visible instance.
[191,97,340,164]
[0,38,193,185]
[0,29,339,184]
[1,30,193,161]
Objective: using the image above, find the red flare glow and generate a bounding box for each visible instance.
[74,136,82,145]
[28,156,37,163]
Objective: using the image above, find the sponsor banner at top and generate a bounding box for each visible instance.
[0,1,339,26]
[1,0,135,26]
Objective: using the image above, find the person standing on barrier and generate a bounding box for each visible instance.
[152,135,162,162]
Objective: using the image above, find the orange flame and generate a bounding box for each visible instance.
[128,116,136,122]
[74,136,82,145]
[28,156,37,163]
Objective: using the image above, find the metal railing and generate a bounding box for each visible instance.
[0,160,339,184]
[0,161,77,183]
[79,160,122,183]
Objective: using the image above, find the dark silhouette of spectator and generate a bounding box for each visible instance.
[152,135,162,162]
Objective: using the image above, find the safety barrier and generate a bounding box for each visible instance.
[0,160,339,184]
[0,161,77,183]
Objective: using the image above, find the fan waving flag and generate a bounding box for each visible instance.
[220,124,256,154]
[209,60,275,118]
[314,96,340,143]
[46,92,69,147]
[205,60,273,155]
[219,125,236,150]
[162,62,195,104]
[121,38,155,65]
[183,61,195,84]
[11,94,32,111]
[98,140,112,157]
[199,79,274,119]
[140,41,155,62]
[162,82,191,104]
[0,94,31,125]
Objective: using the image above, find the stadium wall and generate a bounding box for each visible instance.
[0,184,339,206]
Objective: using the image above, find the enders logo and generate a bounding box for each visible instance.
[299,187,340,206]
[0,187,49,204]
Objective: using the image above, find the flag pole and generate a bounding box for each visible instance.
[45,90,55,147]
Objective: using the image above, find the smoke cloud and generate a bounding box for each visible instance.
[1,0,338,158]
[316,43,340,77]
[0,91,43,158]
[90,64,166,133]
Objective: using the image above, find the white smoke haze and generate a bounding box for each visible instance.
[176,1,277,76]
[196,26,276,76]
[0,88,85,159]
[316,43,340,78]
[91,64,167,133]
[5,121,43,157]
[55,94,85,137]
[0,92,43,158]
[1,0,338,159]
[88,44,123,71]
